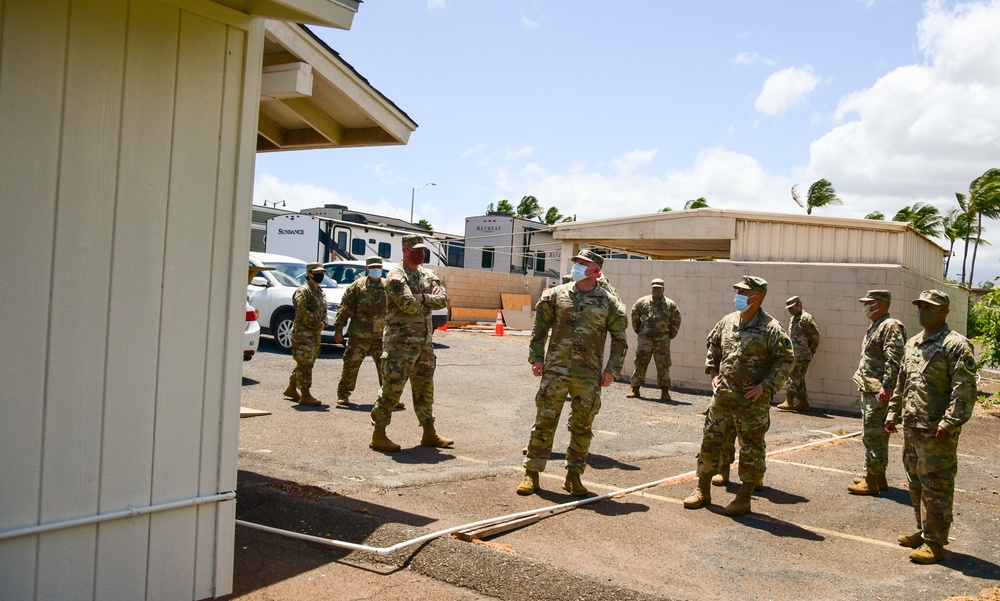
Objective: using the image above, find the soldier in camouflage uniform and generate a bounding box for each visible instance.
[517,249,628,497]
[369,235,452,452]
[628,278,682,401]
[333,256,387,407]
[848,289,906,495]
[777,296,820,411]
[282,263,328,407]
[886,290,976,564]
[684,276,794,516]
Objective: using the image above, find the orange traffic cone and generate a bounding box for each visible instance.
[491,309,505,336]
[435,322,449,332]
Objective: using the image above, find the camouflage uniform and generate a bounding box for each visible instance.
[888,312,976,547]
[334,274,387,402]
[370,262,447,427]
[700,307,794,484]
[523,282,628,475]
[290,281,327,390]
[784,309,820,406]
[852,309,906,475]
[630,291,681,391]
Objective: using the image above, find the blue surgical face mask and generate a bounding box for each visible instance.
[368,268,383,279]
[734,293,751,312]
[571,263,589,282]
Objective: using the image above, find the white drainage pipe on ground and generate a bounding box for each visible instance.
[237,430,863,555]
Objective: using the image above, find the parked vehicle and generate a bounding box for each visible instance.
[244,301,261,361]
[248,252,344,352]
[324,260,449,330]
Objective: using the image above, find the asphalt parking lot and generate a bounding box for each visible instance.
[227,330,1000,601]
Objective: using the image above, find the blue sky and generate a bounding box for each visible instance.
[254,0,1000,285]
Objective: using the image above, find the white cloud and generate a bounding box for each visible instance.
[733,51,778,67]
[521,14,540,30]
[754,65,821,115]
[499,146,792,221]
[807,0,1000,204]
[427,0,446,10]
[504,145,535,160]
[461,143,487,158]
[254,174,402,218]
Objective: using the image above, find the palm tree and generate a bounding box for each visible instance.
[516,195,543,220]
[660,206,673,212]
[959,168,1000,286]
[417,219,433,231]
[864,211,885,220]
[941,207,967,278]
[543,206,568,224]
[791,179,842,215]
[494,199,515,215]
[684,197,709,210]
[892,203,943,238]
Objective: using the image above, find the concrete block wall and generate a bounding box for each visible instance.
[603,260,968,414]
[431,265,548,314]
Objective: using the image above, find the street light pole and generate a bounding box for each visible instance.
[410,182,436,223]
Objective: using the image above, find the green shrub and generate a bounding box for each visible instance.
[970,290,1000,367]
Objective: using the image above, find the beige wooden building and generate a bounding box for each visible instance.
[0,1,414,599]
[551,209,967,412]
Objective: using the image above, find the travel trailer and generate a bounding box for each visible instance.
[265,213,446,265]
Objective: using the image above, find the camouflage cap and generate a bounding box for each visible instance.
[651,278,665,288]
[859,290,891,303]
[785,295,801,308]
[401,234,426,249]
[571,248,604,268]
[365,256,383,267]
[306,262,325,273]
[733,275,767,294]
[912,289,950,308]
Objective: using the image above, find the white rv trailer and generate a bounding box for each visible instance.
[265,213,446,265]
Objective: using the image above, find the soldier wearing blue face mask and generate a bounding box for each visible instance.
[334,256,388,407]
[684,275,794,516]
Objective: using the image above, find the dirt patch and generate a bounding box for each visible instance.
[947,587,1000,601]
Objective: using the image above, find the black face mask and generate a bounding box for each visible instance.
[310,272,324,284]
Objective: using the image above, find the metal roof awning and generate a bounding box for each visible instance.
[550,209,948,280]
[257,22,417,152]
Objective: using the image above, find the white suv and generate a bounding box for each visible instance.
[248,252,344,352]
[325,260,449,329]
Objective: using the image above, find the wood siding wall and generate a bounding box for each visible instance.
[0,1,260,598]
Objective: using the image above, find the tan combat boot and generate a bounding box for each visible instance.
[516,470,539,495]
[909,540,945,564]
[660,388,672,402]
[853,472,889,489]
[336,397,350,406]
[795,397,810,411]
[683,476,712,509]
[776,395,795,410]
[369,425,401,453]
[395,400,405,410]
[724,482,755,516]
[563,472,589,497]
[626,387,640,398]
[847,472,881,495]
[898,531,924,548]
[420,421,454,447]
[282,376,300,401]
[298,388,321,406]
[712,463,731,486]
